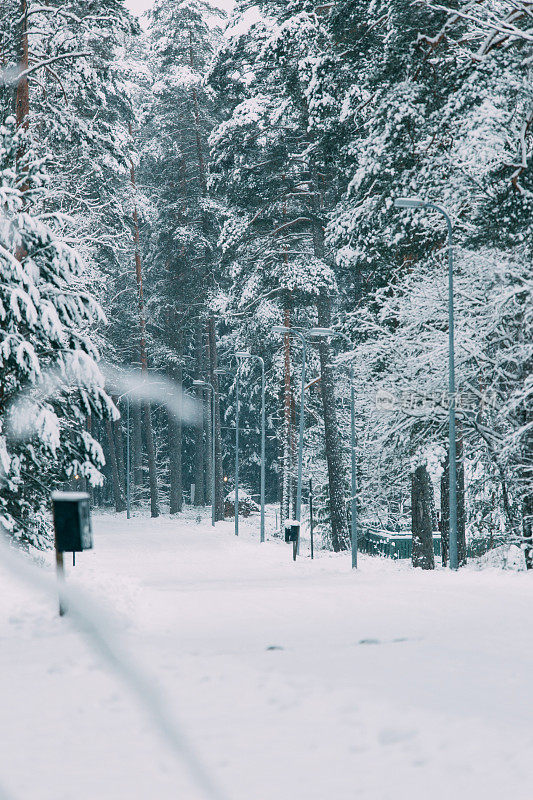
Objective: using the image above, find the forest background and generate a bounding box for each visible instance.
[0,0,531,568]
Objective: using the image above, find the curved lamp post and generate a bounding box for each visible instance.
[192,379,216,527]
[272,326,307,539]
[307,328,358,569]
[235,352,266,543]
[394,197,458,570]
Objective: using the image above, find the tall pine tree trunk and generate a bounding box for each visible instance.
[193,319,205,506]
[143,403,159,517]
[441,443,466,567]
[106,420,125,512]
[208,316,224,521]
[281,307,292,528]
[456,421,467,566]
[311,179,348,551]
[441,454,449,567]
[521,404,533,568]
[411,464,435,569]
[317,293,349,551]
[204,328,212,504]
[14,0,29,261]
[204,381,213,504]
[189,31,207,196]
[112,398,126,496]
[15,2,29,127]
[523,492,533,570]
[129,124,159,518]
[132,402,143,495]
[86,415,93,505]
[169,360,183,514]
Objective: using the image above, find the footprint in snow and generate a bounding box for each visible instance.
[266,645,284,651]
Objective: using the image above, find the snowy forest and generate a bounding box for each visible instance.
[0,0,531,568]
[2,3,533,800]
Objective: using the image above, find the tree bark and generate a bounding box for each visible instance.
[189,31,207,196]
[204,329,212,505]
[169,362,183,514]
[441,457,449,567]
[193,319,205,506]
[208,316,224,521]
[281,306,292,528]
[441,441,466,567]
[520,404,533,568]
[317,292,349,551]
[132,402,143,493]
[129,123,159,518]
[143,402,159,518]
[106,420,126,512]
[15,1,30,130]
[456,421,467,566]
[310,178,348,550]
[411,464,435,569]
[14,0,29,260]
[86,415,93,505]
[523,492,533,569]
[112,398,126,495]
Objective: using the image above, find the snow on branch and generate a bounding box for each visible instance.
[9,52,92,85]
[415,0,533,47]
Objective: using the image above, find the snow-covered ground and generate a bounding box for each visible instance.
[1,509,533,800]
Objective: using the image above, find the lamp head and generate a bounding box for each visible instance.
[307,327,336,338]
[235,351,250,358]
[214,369,227,376]
[192,379,206,387]
[394,197,426,209]
[272,325,290,334]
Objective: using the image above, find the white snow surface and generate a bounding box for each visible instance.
[1,508,533,799]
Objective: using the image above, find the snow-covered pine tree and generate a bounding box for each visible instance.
[410,0,532,560]
[140,0,226,515]
[1,0,144,515]
[209,2,350,547]
[0,117,115,547]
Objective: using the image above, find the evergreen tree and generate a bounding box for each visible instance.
[138,0,226,515]
[0,117,114,546]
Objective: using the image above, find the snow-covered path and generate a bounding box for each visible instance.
[1,511,533,800]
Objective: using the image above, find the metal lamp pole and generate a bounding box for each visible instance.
[272,326,307,527]
[236,353,266,543]
[394,197,459,570]
[308,327,358,568]
[192,379,216,527]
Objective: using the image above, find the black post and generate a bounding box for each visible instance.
[55,548,66,617]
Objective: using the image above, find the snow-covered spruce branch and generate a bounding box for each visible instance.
[9,52,92,85]
[17,5,83,24]
[415,0,533,45]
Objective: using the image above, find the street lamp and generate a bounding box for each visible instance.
[394,196,459,570]
[235,352,266,543]
[192,379,216,527]
[307,327,358,569]
[215,366,240,536]
[272,325,307,538]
